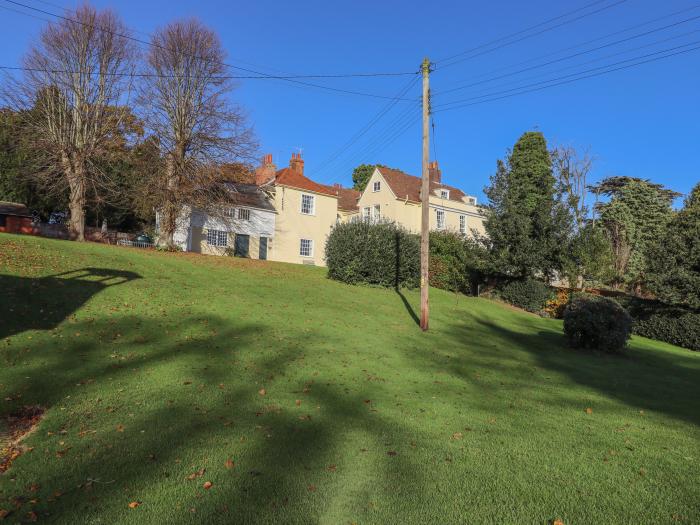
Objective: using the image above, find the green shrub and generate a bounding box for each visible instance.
[429,231,488,293]
[614,296,700,351]
[497,278,555,313]
[563,296,632,353]
[325,221,420,288]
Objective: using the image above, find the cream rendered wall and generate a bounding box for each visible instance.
[269,185,338,266]
[356,168,421,232]
[428,194,486,237]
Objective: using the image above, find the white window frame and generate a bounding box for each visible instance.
[373,181,381,192]
[237,208,250,221]
[436,209,446,230]
[206,229,228,247]
[373,204,381,221]
[299,238,313,258]
[467,197,476,205]
[459,215,466,234]
[440,189,449,199]
[363,206,371,221]
[300,194,315,215]
[223,207,235,218]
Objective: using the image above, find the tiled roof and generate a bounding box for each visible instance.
[0,201,32,217]
[221,183,276,212]
[274,168,339,197]
[377,167,470,204]
[335,187,360,212]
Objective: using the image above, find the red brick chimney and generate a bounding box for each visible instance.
[255,153,276,185]
[428,160,441,183]
[289,152,304,175]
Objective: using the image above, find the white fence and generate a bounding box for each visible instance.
[117,239,154,249]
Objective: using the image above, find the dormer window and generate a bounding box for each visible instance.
[467,197,476,205]
[440,189,449,199]
[373,181,381,192]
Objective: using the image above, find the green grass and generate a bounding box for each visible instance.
[0,233,698,524]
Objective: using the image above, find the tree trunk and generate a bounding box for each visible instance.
[64,153,86,241]
[158,154,178,248]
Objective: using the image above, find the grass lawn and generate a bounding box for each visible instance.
[0,233,698,524]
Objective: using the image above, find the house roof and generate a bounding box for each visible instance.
[0,201,33,217]
[377,167,472,205]
[335,187,360,212]
[274,167,339,197]
[221,183,276,212]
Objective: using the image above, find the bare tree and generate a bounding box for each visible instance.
[3,5,137,240]
[138,19,256,248]
[551,145,593,232]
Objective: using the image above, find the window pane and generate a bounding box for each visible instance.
[300,239,312,257]
[301,195,314,214]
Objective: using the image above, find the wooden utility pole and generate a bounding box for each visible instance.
[420,57,431,331]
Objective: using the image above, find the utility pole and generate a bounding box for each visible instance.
[420,57,431,331]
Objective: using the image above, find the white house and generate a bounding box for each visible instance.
[170,183,276,259]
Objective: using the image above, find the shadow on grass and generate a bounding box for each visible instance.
[394,288,419,326]
[0,268,141,340]
[427,307,700,427]
[1,310,429,523]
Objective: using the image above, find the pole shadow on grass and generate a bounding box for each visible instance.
[0,267,141,340]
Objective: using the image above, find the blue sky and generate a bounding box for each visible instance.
[1,0,699,203]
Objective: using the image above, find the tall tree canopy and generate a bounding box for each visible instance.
[352,164,383,192]
[3,5,138,240]
[483,131,570,279]
[138,19,256,248]
[592,176,679,290]
[646,182,700,308]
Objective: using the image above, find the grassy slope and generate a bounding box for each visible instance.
[0,233,698,524]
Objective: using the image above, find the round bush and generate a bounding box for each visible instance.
[498,278,554,313]
[563,296,632,353]
[325,221,420,288]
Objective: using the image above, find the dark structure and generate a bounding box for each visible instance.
[0,202,34,234]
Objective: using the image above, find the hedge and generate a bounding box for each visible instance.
[497,278,555,313]
[326,222,488,292]
[614,296,700,352]
[325,221,420,288]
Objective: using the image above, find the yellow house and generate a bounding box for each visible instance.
[354,162,485,236]
[256,153,359,266]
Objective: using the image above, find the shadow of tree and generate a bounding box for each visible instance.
[0,268,141,339]
[1,308,432,523]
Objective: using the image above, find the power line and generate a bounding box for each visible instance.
[312,75,420,181]
[0,0,417,100]
[0,64,418,80]
[433,41,700,113]
[435,0,628,69]
[434,4,700,96]
[434,10,700,97]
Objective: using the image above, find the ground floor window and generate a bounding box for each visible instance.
[363,207,371,221]
[373,204,381,221]
[206,229,228,247]
[0,215,6,227]
[300,238,313,257]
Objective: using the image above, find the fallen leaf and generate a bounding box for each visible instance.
[307,484,316,492]
[203,481,213,490]
[452,432,463,440]
[258,388,266,396]
[0,509,9,519]
[585,407,593,415]
[387,451,397,456]
[116,424,125,432]
[326,464,337,472]
[224,458,234,469]
[187,468,206,480]
[128,501,140,509]
[295,399,301,407]
[552,520,565,525]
